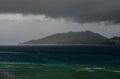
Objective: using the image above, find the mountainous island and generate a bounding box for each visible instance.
[20,31,113,45]
[105,37,120,45]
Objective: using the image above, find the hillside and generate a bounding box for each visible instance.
[20,31,108,45]
[105,37,120,45]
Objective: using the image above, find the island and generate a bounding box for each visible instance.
[19,31,109,45]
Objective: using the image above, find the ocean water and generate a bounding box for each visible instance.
[0,45,120,65]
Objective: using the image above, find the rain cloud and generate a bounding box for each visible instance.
[0,0,120,23]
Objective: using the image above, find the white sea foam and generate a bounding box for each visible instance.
[76,67,95,72]
[93,67,105,70]
[108,70,120,73]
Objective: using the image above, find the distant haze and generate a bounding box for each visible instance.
[0,0,119,45]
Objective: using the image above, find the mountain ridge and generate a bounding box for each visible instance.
[20,31,108,45]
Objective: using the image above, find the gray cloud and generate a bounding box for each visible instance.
[0,0,120,23]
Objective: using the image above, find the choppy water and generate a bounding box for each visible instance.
[0,45,120,65]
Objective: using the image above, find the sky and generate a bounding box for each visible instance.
[0,0,120,45]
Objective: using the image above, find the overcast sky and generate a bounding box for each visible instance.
[0,0,120,45]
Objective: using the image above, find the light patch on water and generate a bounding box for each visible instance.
[107,70,120,73]
[112,71,120,73]
[3,64,13,68]
[76,67,94,72]
[0,62,35,64]
[76,67,107,73]
[93,67,106,70]
[0,51,23,54]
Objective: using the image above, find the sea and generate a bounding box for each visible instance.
[0,45,120,66]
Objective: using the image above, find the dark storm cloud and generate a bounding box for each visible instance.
[0,0,120,23]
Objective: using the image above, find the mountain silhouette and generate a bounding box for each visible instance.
[20,31,108,45]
